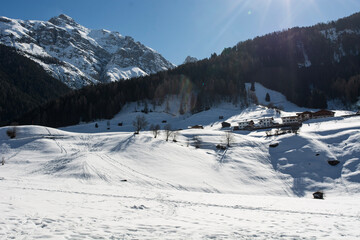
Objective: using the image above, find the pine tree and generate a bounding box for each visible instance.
[250,82,255,91]
[265,93,270,102]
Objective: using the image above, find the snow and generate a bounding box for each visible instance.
[106,66,148,81]
[297,42,312,68]
[0,85,359,238]
[245,82,306,112]
[320,28,360,63]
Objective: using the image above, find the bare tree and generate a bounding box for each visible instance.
[133,115,148,134]
[164,124,172,141]
[1,157,4,165]
[150,124,161,138]
[224,131,234,147]
[172,130,178,142]
[193,135,202,148]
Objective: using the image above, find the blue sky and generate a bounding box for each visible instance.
[1,0,360,65]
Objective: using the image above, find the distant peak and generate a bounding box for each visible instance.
[183,56,198,64]
[58,14,74,21]
[49,14,77,26]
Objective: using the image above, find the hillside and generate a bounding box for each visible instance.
[0,14,175,88]
[0,44,70,125]
[216,12,360,108]
[0,84,359,238]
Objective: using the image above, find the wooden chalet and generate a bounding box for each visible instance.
[312,109,335,119]
[296,111,313,121]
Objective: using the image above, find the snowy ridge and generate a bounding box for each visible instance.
[0,14,175,88]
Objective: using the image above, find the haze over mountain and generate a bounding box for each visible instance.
[0,14,175,89]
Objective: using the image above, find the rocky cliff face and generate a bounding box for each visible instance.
[0,14,175,89]
[183,56,198,64]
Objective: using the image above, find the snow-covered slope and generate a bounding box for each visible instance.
[1,105,360,238]
[0,14,175,88]
[0,84,359,238]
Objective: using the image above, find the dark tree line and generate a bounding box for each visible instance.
[16,65,247,127]
[0,44,70,125]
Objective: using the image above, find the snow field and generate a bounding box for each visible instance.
[0,83,359,239]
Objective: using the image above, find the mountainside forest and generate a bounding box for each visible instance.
[0,44,70,125]
[5,12,360,127]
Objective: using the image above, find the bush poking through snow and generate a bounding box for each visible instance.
[269,142,279,148]
[328,160,340,166]
[6,126,17,139]
[216,144,227,150]
[313,191,324,199]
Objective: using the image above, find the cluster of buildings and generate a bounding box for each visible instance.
[281,109,335,125]
[235,109,335,130]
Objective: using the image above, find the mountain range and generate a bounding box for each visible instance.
[0,14,175,89]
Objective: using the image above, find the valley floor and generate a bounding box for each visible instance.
[1,178,360,240]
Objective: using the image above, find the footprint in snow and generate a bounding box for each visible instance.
[131,205,147,210]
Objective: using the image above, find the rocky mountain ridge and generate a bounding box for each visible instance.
[0,14,175,88]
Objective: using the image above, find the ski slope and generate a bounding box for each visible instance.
[0,83,359,239]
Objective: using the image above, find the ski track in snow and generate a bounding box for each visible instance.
[1,181,360,240]
[0,83,360,239]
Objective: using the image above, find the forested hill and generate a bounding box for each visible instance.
[215,11,360,108]
[0,44,70,125]
[13,12,360,128]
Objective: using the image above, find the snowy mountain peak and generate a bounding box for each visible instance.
[0,15,175,88]
[48,14,78,27]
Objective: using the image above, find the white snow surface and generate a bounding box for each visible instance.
[1,85,360,239]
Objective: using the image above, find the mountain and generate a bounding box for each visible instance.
[13,12,360,128]
[183,56,198,64]
[0,14,175,89]
[0,44,70,125]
